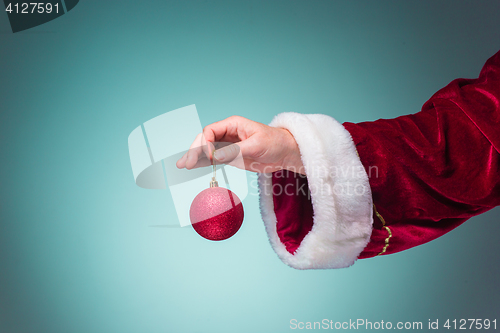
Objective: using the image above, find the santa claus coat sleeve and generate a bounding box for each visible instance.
[258,50,500,269]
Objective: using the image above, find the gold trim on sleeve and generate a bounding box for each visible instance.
[374,204,392,256]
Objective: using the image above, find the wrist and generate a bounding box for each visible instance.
[280,128,306,175]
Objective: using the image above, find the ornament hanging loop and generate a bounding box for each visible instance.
[210,150,219,188]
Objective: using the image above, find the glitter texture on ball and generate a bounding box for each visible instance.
[189,187,244,241]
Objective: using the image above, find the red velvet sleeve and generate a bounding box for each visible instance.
[343,50,500,258]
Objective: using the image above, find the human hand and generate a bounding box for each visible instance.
[175,116,305,174]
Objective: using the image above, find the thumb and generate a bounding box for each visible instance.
[213,139,257,171]
[213,143,241,163]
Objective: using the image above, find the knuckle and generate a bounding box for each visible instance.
[228,144,240,155]
[229,115,243,122]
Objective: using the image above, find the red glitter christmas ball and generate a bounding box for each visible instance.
[189,187,244,241]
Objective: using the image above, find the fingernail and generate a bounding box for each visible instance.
[214,150,225,161]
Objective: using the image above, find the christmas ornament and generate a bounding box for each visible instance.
[189,153,244,241]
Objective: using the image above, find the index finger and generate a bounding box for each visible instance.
[202,116,248,144]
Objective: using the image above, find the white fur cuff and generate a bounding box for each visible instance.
[258,112,373,269]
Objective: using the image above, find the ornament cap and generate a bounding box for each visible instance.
[210,177,218,187]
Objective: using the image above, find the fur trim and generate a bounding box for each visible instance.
[258,113,373,269]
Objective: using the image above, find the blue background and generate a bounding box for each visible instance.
[1,1,499,332]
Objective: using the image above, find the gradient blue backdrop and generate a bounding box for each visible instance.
[0,1,499,332]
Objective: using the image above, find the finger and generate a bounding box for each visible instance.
[185,145,204,169]
[177,133,216,169]
[213,143,241,164]
[200,137,215,162]
[202,116,253,144]
[214,143,246,171]
[213,138,259,171]
[233,136,259,160]
[190,155,212,169]
[176,153,188,169]
[183,133,205,169]
[177,147,213,170]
